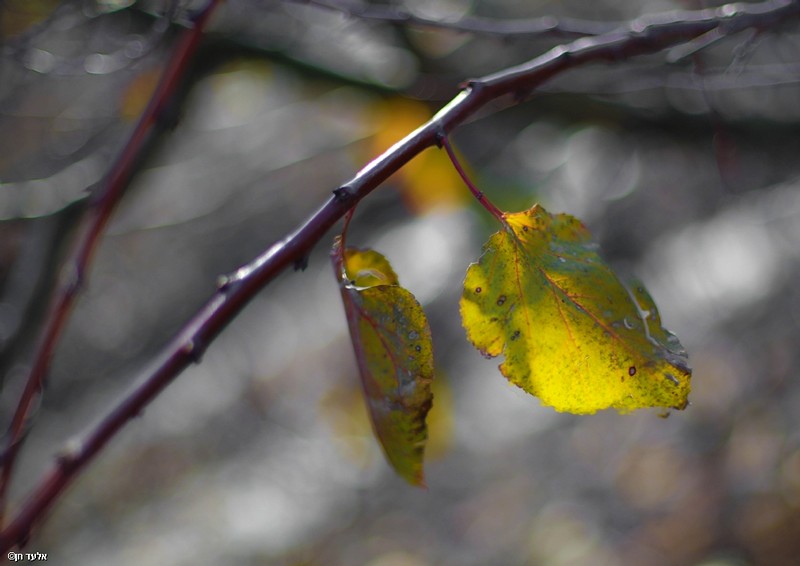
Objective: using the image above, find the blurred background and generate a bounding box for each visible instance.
[1,0,800,564]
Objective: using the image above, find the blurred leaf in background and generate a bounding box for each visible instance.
[119,67,161,122]
[0,0,60,37]
[370,98,469,214]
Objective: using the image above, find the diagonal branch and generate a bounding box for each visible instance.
[0,0,223,527]
[1,0,798,550]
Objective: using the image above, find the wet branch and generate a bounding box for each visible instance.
[1,0,798,551]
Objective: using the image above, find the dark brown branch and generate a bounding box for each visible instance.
[1,0,798,550]
[0,0,223,526]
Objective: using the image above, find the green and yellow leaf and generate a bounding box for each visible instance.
[460,204,691,414]
[332,237,434,485]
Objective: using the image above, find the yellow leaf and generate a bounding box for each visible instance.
[332,237,435,485]
[460,204,691,414]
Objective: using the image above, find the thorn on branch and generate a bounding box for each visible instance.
[462,79,485,93]
[216,274,231,291]
[333,185,356,203]
[293,255,310,271]
[629,20,651,37]
[434,130,446,149]
[554,43,574,62]
[181,340,204,364]
[56,438,83,472]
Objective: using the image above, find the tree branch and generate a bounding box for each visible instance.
[1,0,798,550]
[0,0,223,527]
[295,0,620,37]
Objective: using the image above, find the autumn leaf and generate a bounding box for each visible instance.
[332,237,434,485]
[120,68,162,122]
[460,204,691,414]
[1,0,60,37]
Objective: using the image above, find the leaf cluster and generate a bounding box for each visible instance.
[334,185,691,484]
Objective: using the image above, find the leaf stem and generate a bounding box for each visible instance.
[332,207,356,283]
[340,207,355,250]
[439,135,506,224]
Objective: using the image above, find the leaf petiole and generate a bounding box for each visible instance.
[439,135,506,224]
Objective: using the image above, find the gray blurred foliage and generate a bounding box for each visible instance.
[1,0,800,564]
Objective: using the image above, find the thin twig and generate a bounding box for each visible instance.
[1,0,798,550]
[296,0,620,37]
[438,135,506,224]
[0,0,223,526]
[541,62,800,96]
